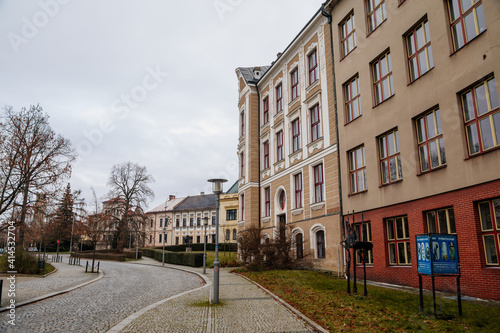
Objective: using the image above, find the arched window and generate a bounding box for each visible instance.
[316,230,325,258]
[296,233,303,259]
[226,229,230,241]
[278,190,286,210]
[233,229,237,240]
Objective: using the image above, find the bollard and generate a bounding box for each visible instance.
[85,261,88,273]
[0,279,2,306]
[97,262,100,273]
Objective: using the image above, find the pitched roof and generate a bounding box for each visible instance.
[147,197,185,213]
[225,181,238,194]
[238,66,270,84]
[173,194,217,212]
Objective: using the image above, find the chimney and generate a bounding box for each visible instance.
[169,195,175,201]
[200,192,205,195]
[253,67,262,80]
[277,52,282,59]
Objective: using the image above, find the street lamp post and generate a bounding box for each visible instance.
[202,216,209,274]
[208,178,227,304]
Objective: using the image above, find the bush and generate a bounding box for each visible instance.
[142,248,204,267]
[77,252,126,261]
[0,249,40,274]
[153,243,237,252]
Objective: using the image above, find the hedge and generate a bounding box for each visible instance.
[77,252,127,261]
[142,248,203,267]
[153,243,237,252]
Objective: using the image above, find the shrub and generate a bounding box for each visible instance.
[153,243,237,252]
[0,249,40,274]
[77,252,126,261]
[142,248,203,267]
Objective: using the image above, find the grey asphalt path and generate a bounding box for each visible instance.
[114,257,326,333]
[0,258,204,333]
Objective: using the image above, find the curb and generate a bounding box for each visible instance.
[0,270,104,313]
[235,273,329,333]
[107,262,211,332]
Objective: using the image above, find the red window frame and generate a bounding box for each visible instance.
[240,194,245,221]
[240,152,244,178]
[372,51,394,105]
[426,207,456,234]
[278,190,286,210]
[379,129,402,184]
[294,173,302,209]
[263,97,269,124]
[478,198,500,266]
[340,12,356,57]
[416,108,446,172]
[308,50,318,85]
[276,84,283,113]
[448,0,486,51]
[313,163,324,203]
[276,130,284,161]
[461,77,500,156]
[310,104,321,142]
[292,118,301,152]
[366,0,386,33]
[264,187,270,217]
[407,19,434,82]
[349,145,367,194]
[386,216,411,266]
[263,141,270,169]
[291,68,299,100]
[240,111,245,137]
[345,75,362,123]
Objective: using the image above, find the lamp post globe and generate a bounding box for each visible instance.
[207,178,227,304]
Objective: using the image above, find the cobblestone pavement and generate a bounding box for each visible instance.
[0,260,203,333]
[1,258,96,307]
[117,258,321,333]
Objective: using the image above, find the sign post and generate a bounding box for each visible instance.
[416,234,461,317]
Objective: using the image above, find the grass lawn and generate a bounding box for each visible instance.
[191,251,238,268]
[239,270,500,332]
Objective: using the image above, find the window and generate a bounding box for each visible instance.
[478,199,500,266]
[426,208,456,234]
[379,129,402,184]
[241,194,245,220]
[372,51,394,105]
[212,216,216,225]
[292,119,301,152]
[150,220,153,228]
[294,173,303,209]
[226,209,237,220]
[183,218,186,227]
[197,217,201,226]
[448,0,486,51]
[226,229,230,241]
[386,216,411,265]
[190,218,194,227]
[355,222,373,265]
[291,68,299,100]
[240,152,244,178]
[349,145,367,194]
[159,234,162,243]
[407,19,434,82]
[416,108,446,172]
[278,190,286,210]
[296,233,303,259]
[345,75,362,123]
[160,218,163,228]
[461,77,500,155]
[263,141,270,169]
[308,49,318,85]
[176,218,180,227]
[240,111,245,137]
[367,0,386,33]
[316,230,325,258]
[310,104,321,142]
[264,187,271,217]
[233,229,237,240]
[313,163,324,203]
[276,131,284,161]
[149,234,152,243]
[263,97,269,124]
[175,236,179,245]
[340,12,356,57]
[276,83,283,113]
[197,235,200,243]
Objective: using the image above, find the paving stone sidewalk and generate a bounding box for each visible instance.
[115,258,326,333]
[0,255,100,308]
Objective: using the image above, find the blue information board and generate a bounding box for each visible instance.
[416,234,459,276]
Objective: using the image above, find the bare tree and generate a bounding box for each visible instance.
[107,162,154,253]
[0,105,75,246]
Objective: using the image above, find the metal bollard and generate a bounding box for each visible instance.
[0,279,3,306]
[97,262,100,273]
[85,261,88,273]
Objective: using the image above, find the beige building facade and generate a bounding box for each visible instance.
[236,9,343,272]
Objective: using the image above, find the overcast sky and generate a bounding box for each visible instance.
[0,0,325,210]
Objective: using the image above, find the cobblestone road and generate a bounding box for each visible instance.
[0,261,203,332]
